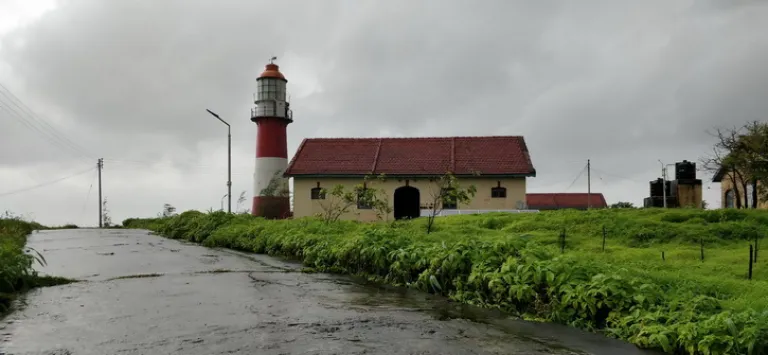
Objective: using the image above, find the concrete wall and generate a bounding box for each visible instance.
[292,176,527,221]
[675,183,703,208]
[719,174,767,209]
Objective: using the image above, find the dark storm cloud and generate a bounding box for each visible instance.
[1,0,768,222]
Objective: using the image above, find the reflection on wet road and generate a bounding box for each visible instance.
[0,229,656,355]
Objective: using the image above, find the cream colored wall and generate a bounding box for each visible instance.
[292,176,528,221]
[720,175,768,209]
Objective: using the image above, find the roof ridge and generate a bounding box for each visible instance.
[450,137,456,172]
[302,135,526,141]
[371,138,383,174]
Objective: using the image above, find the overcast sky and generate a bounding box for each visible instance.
[1,0,765,226]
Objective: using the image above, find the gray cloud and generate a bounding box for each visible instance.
[1,0,766,224]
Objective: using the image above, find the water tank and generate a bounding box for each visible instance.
[675,160,696,180]
[650,178,671,197]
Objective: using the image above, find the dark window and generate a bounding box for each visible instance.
[491,187,507,198]
[311,187,325,200]
[357,188,372,209]
[441,188,457,209]
[725,189,735,208]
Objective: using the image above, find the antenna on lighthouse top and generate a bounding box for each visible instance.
[270,56,277,64]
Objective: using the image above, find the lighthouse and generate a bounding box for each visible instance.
[251,59,292,219]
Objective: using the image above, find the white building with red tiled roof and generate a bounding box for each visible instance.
[283,136,537,221]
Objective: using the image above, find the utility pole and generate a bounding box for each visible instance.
[205,109,232,213]
[587,159,591,210]
[659,160,667,208]
[98,158,103,228]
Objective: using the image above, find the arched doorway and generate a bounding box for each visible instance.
[394,186,420,220]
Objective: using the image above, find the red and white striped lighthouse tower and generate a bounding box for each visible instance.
[250,59,292,218]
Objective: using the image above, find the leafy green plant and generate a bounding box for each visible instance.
[0,214,56,314]
[315,174,391,222]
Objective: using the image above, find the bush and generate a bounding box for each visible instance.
[0,216,46,313]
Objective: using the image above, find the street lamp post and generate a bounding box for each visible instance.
[206,109,232,214]
[221,193,229,211]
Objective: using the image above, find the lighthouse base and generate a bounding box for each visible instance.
[252,196,291,219]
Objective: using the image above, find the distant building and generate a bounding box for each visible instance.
[284,136,537,221]
[712,167,766,209]
[526,193,607,210]
[644,160,703,208]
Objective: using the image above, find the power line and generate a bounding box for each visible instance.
[0,167,96,197]
[0,103,88,163]
[565,164,587,192]
[103,158,253,175]
[78,169,97,224]
[590,167,648,184]
[0,82,92,162]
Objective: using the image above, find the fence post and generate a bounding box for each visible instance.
[662,251,665,261]
[700,237,704,262]
[602,225,606,252]
[749,244,754,280]
[755,237,759,263]
[560,228,566,253]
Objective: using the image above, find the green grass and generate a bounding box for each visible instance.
[0,214,75,316]
[123,208,768,355]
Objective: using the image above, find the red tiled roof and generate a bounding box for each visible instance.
[284,136,536,177]
[526,193,608,210]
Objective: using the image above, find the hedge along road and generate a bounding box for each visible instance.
[0,229,658,355]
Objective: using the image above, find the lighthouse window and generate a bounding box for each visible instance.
[259,78,280,100]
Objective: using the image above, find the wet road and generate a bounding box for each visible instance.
[1,229,656,355]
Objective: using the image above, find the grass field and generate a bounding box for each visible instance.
[123,208,768,355]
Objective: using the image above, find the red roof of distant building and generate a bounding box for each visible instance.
[284,136,536,177]
[526,193,608,210]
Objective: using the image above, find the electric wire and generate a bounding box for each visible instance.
[0,103,88,163]
[103,158,253,175]
[0,82,92,157]
[78,169,97,224]
[0,82,92,163]
[0,167,96,197]
[590,167,648,184]
[564,164,587,192]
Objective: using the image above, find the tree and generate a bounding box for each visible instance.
[316,174,390,223]
[702,121,768,208]
[162,203,177,218]
[102,197,113,227]
[610,201,635,209]
[424,172,477,234]
[236,191,248,214]
[258,170,291,219]
[368,174,393,221]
